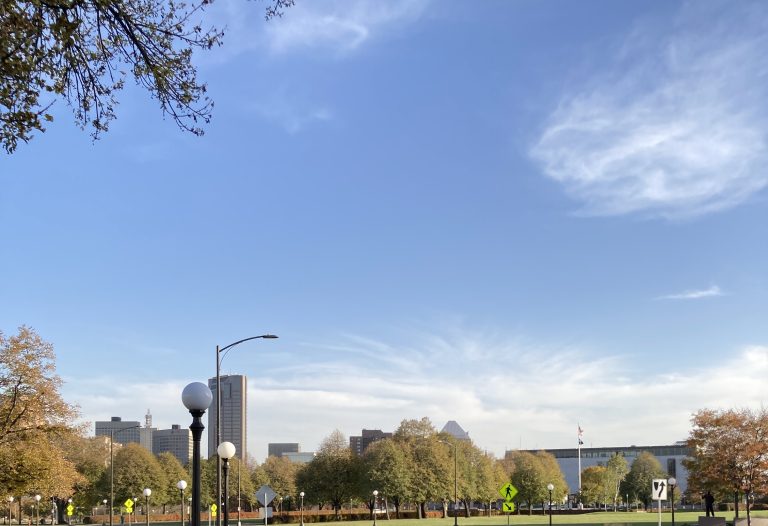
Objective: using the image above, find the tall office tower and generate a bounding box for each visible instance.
[207,375,247,460]
[153,424,193,465]
[95,417,143,445]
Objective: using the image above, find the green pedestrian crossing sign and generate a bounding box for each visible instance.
[502,502,515,513]
[499,482,518,501]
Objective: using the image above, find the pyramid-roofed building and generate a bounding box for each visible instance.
[441,420,470,440]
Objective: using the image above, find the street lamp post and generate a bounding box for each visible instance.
[439,440,459,526]
[668,478,677,526]
[110,425,141,526]
[299,493,304,526]
[183,382,213,526]
[372,491,378,526]
[547,484,554,526]
[177,481,187,526]
[8,497,13,525]
[35,496,41,526]
[215,335,277,526]
[142,489,151,526]
[217,442,236,526]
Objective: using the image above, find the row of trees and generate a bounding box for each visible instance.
[5,326,767,524]
[579,452,670,510]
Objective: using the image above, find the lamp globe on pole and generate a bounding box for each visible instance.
[299,493,305,526]
[142,489,151,526]
[217,442,236,526]
[668,477,677,526]
[547,484,554,526]
[183,382,213,526]
[177,481,187,526]
[372,491,378,526]
[35,495,41,526]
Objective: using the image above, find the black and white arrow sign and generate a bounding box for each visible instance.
[652,479,668,500]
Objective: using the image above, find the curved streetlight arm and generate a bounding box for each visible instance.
[218,335,278,361]
[215,334,277,526]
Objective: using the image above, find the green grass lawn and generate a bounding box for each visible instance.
[238,511,768,526]
[122,511,768,526]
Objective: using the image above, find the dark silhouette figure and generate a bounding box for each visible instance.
[704,491,715,517]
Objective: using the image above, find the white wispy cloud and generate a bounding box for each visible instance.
[657,285,724,300]
[530,3,768,218]
[264,0,430,54]
[65,325,768,462]
[250,99,333,134]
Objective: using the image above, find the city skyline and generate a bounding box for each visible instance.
[3,1,767,463]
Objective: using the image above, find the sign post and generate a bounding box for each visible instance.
[498,483,517,526]
[652,479,667,526]
[256,486,276,526]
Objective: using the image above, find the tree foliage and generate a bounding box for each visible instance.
[296,430,361,518]
[621,452,665,510]
[0,0,293,152]
[507,451,546,514]
[0,326,84,497]
[684,408,768,520]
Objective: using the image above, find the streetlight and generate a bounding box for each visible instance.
[215,335,278,526]
[438,440,459,526]
[8,497,13,525]
[299,493,304,526]
[217,442,236,526]
[35,496,41,526]
[142,489,151,526]
[109,425,142,526]
[372,491,378,526]
[668,478,677,526]
[183,382,213,526]
[547,484,554,526]
[177,481,187,526]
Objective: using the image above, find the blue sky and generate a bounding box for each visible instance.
[2,0,768,463]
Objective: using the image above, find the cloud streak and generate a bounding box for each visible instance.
[658,285,724,300]
[530,3,768,218]
[65,325,768,462]
[263,0,429,54]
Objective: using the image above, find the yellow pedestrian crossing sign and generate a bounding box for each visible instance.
[66,505,74,517]
[502,502,515,513]
[210,504,217,518]
[124,499,134,511]
[499,482,517,501]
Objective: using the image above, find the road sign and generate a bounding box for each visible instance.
[210,504,217,518]
[259,508,273,519]
[66,505,74,517]
[501,502,515,513]
[124,499,134,511]
[256,485,276,506]
[652,479,667,500]
[499,483,518,502]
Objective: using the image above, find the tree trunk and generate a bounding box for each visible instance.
[420,502,427,519]
[463,500,470,518]
[735,490,740,519]
[416,502,422,519]
[394,498,400,520]
[441,500,447,519]
[384,497,390,520]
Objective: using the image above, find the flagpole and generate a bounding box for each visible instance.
[577,425,583,499]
